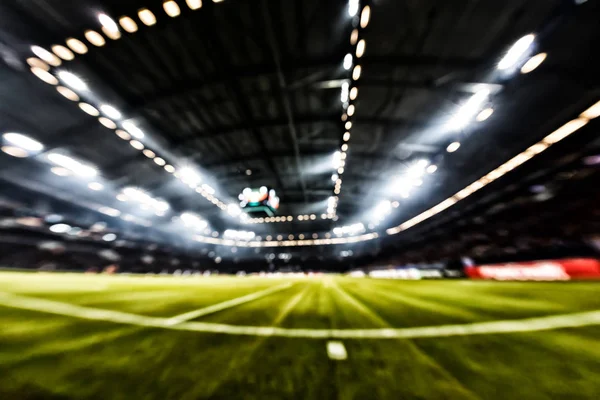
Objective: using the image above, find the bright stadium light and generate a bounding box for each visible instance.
[2,133,44,153]
[100,105,122,119]
[448,89,490,130]
[122,120,145,139]
[498,34,535,70]
[47,153,97,177]
[348,0,359,17]
[343,54,353,70]
[57,71,88,91]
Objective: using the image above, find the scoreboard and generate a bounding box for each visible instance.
[239,187,280,216]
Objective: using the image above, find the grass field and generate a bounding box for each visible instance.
[0,272,599,399]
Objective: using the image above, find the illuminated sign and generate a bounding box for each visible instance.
[239,186,280,216]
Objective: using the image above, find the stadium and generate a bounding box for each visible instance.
[0,0,599,398]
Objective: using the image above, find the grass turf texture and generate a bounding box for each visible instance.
[0,272,598,399]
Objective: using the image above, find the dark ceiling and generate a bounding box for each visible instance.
[0,0,599,262]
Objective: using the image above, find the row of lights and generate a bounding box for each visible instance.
[387,100,600,235]
[25,5,249,222]
[331,0,372,215]
[245,213,338,224]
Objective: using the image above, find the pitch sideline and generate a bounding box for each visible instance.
[0,291,599,339]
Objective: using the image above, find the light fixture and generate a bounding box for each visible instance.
[100,105,122,119]
[51,167,71,176]
[347,104,355,116]
[340,81,349,102]
[1,146,28,158]
[448,89,490,130]
[341,144,348,151]
[115,130,131,140]
[331,173,339,182]
[98,117,117,129]
[130,140,144,150]
[360,5,371,28]
[356,39,366,58]
[350,29,359,45]
[88,182,104,191]
[57,71,88,91]
[119,16,138,33]
[427,164,438,174]
[352,65,361,80]
[348,0,359,16]
[84,30,106,47]
[138,8,157,26]
[338,167,344,174]
[56,86,79,102]
[2,133,44,153]
[48,153,97,177]
[101,25,121,40]
[580,100,600,120]
[31,46,61,66]
[164,164,175,173]
[51,45,74,61]
[102,233,117,242]
[79,103,99,116]
[31,67,58,85]
[179,167,202,185]
[521,52,547,74]
[476,107,494,122]
[343,132,351,141]
[122,120,145,139]
[345,121,352,130]
[99,207,121,217]
[350,87,358,100]
[99,14,119,33]
[343,53,353,70]
[143,149,155,158]
[154,157,166,166]
[186,0,203,10]
[447,142,461,153]
[50,223,71,233]
[341,114,348,122]
[498,34,535,70]
[26,58,49,71]
[66,38,88,54]
[163,1,181,17]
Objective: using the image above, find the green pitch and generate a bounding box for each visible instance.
[0,272,599,399]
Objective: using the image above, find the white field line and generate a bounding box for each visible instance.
[165,282,294,325]
[0,291,599,339]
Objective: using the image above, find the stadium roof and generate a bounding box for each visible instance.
[0,0,599,263]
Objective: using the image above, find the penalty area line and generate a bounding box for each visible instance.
[165,282,295,325]
[0,291,599,339]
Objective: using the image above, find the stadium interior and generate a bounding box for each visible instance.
[0,0,599,399]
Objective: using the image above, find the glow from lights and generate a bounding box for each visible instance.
[122,120,145,139]
[448,89,489,130]
[350,87,358,100]
[427,164,438,174]
[52,45,74,61]
[179,167,202,186]
[66,38,88,54]
[348,0,359,17]
[347,104,355,116]
[343,132,351,141]
[333,151,342,169]
[521,52,547,74]
[98,14,119,34]
[332,173,339,182]
[343,53,353,70]
[345,121,352,130]
[102,233,117,242]
[1,146,28,158]
[88,182,104,191]
[352,65,362,80]
[180,212,208,230]
[340,81,349,102]
[57,71,88,91]
[356,39,365,58]
[138,9,157,26]
[143,149,155,158]
[31,46,61,66]
[51,167,71,176]
[360,5,371,28]
[100,105,122,119]
[498,34,535,70]
[3,133,44,152]
[57,86,79,101]
[121,187,169,213]
[85,30,105,47]
[47,153,97,177]
[50,223,71,233]
[119,16,138,33]
[224,229,255,241]
[98,117,117,129]
[447,142,461,153]
[79,103,99,116]
[164,164,175,173]
[227,204,242,217]
[98,206,121,217]
[154,157,166,166]
[31,67,58,85]
[476,107,494,122]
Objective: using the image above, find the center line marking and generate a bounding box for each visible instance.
[327,341,347,360]
[165,282,294,325]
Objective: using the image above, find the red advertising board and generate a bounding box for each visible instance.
[465,258,600,281]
